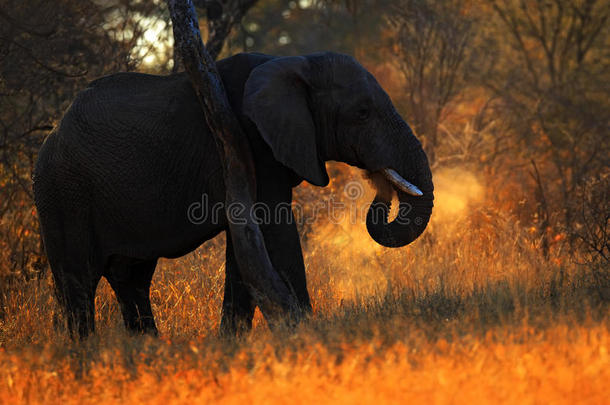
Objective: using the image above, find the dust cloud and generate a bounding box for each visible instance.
[303,166,484,303]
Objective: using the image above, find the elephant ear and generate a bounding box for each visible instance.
[243,56,329,187]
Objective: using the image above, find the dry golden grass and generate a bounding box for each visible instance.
[0,165,608,404]
[1,324,608,404]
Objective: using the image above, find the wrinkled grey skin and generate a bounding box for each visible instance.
[33,52,433,339]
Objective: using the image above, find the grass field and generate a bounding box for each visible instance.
[0,166,607,404]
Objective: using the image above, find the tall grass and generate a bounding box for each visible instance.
[0,164,607,403]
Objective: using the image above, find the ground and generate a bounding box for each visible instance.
[0,167,607,404]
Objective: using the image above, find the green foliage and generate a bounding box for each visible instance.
[229,0,390,57]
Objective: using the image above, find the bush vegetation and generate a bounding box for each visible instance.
[0,0,607,403]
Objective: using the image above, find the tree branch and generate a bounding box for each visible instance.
[166,0,299,326]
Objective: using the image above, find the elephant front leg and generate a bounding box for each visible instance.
[260,216,312,317]
[220,213,312,337]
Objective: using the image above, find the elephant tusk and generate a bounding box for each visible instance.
[381,168,423,196]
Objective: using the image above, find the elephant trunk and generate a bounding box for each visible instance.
[365,141,434,248]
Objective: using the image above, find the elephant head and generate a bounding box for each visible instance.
[243,52,434,248]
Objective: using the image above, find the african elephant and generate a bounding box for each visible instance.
[33,52,434,339]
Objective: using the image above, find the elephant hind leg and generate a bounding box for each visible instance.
[105,258,158,335]
[52,265,100,339]
[41,212,102,340]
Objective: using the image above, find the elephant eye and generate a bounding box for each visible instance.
[356,108,370,121]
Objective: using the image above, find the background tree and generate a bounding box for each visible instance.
[388,0,477,165]
[167,0,299,323]
[234,1,388,58]
[203,0,260,59]
[485,0,610,254]
[172,0,260,69]
[0,0,168,283]
[1,0,607,301]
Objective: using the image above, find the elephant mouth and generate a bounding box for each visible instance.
[379,168,423,197]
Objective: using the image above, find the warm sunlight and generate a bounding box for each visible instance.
[433,167,484,221]
[1,0,607,404]
[136,17,172,66]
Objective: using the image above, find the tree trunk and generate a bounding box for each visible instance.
[166,0,299,326]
